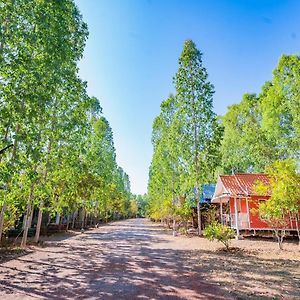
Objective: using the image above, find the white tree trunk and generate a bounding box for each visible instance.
[55,213,60,225]
[34,200,43,243]
[66,214,70,231]
[172,218,177,237]
[0,202,8,242]
[72,210,77,229]
[21,184,35,248]
[81,209,85,229]
[21,203,33,248]
[196,187,202,235]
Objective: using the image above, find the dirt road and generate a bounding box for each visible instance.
[0,219,299,299]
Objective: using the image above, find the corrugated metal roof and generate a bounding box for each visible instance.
[219,173,270,196]
[200,184,215,203]
[235,173,270,195]
[220,175,241,196]
[191,184,216,207]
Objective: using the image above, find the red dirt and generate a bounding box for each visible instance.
[0,218,299,299]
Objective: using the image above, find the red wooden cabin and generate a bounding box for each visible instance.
[211,173,300,236]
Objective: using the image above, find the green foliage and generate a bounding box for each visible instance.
[203,222,235,250]
[255,159,300,249]
[219,54,300,249]
[175,40,222,188]
[221,55,300,173]
[221,93,271,173]
[0,0,133,245]
[202,206,219,227]
[174,199,192,222]
[3,206,20,236]
[131,194,148,217]
[147,40,222,227]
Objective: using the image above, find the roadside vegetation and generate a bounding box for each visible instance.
[0,0,138,248]
[203,222,235,251]
[147,39,300,247]
[0,1,299,253]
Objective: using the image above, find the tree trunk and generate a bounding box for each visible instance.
[197,200,202,235]
[12,124,20,159]
[21,183,35,248]
[185,221,188,233]
[172,218,177,237]
[194,141,202,235]
[34,200,44,243]
[166,218,170,228]
[21,203,33,248]
[81,209,85,229]
[34,138,52,242]
[72,210,77,229]
[55,213,60,225]
[274,229,285,250]
[66,214,70,231]
[2,123,21,242]
[192,83,201,236]
[0,202,8,242]
[84,212,87,227]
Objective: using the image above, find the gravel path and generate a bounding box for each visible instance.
[0,218,299,299]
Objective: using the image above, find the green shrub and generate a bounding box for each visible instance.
[203,222,235,250]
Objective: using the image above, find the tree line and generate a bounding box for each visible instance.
[0,0,136,247]
[147,39,300,236]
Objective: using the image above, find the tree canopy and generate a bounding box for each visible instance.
[0,0,135,247]
[148,45,300,236]
[221,54,300,173]
[147,40,222,231]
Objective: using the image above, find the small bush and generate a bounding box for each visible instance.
[203,222,235,250]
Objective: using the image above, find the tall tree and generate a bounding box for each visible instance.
[174,40,221,235]
[260,55,300,161]
[148,94,183,224]
[221,93,274,173]
[0,0,134,246]
[221,54,300,175]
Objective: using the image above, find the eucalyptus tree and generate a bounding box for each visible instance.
[86,116,116,220]
[34,92,95,241]
[0,0,88,245]
[148,95,181,223]
[12,0,89,247]
[260,55,300,161]
[131,194,148,217]
[221,93,273,173]
[220,54,300,175]
[174,40,222,235]
[0,0,134,246]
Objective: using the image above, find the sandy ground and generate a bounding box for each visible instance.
[0,218,299,299]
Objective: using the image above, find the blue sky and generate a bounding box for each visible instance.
[75,0,300,195]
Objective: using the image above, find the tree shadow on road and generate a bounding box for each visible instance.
[0,219,298,299]
[0,247,32,264]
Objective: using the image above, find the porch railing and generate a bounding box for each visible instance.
[221,214,231,226]
[230,213,249,229]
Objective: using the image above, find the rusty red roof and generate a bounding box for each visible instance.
[219,175,241,195]
[219,173,270,196]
